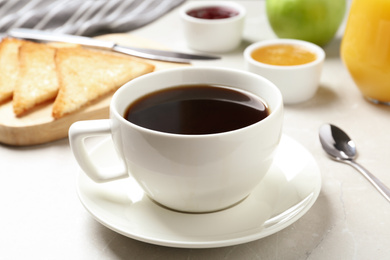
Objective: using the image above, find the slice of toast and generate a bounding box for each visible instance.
[52,47,154,119]
[0,38,25,103]
[13,41,59,116]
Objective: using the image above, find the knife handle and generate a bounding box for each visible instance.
[8,28,115,50]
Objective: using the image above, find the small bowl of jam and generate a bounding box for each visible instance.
[244,39,325,104]
[180,1,246,53]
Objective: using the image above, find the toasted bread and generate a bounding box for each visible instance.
[13,41,59,116]
[52,47,154,119]
[0,38,25,103]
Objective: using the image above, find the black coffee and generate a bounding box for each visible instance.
[124,85,269,135]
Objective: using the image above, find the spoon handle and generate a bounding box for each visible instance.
[346,160,390,203]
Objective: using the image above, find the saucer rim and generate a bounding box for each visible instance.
[76,134,321,248]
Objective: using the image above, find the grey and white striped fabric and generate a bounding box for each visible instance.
[0,0,185,36]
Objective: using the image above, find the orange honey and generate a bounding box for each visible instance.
[251,44,317,66]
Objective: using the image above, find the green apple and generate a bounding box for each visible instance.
[266,0,346,46]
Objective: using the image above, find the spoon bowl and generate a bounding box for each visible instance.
[319,123,390,203]
[319,124,356,160]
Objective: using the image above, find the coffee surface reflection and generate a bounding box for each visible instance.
[125,84,269,135]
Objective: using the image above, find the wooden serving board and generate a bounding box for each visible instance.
[0,34,189,146]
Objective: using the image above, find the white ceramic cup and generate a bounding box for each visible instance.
[244,39,325,104]
[69,67,283,213]
[180,1,246,53]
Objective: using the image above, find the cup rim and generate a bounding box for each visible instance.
[179,1,246,24]
[244,39,326,70]
[111,67,283,138]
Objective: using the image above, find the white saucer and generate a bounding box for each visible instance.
[77,134,321,248]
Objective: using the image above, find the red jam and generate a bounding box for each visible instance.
[186,6,239,19]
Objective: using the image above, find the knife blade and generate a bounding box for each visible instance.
[7,28,220,63]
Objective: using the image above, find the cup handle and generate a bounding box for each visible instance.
[69,120,128,183]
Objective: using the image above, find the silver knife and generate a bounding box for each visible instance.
[7,28,220,63]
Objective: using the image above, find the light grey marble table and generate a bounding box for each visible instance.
[1,1,390,259]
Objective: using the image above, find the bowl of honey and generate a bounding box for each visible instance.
[244,39,325,104]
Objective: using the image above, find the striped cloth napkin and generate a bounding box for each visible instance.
[0,0,185,36]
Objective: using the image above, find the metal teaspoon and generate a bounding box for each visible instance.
[319,123,390,202]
